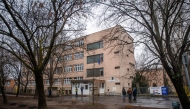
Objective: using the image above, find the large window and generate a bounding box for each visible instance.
[74,52,84,60]
[54,78,60,85]
[55,67,62,74]
[87,54,103,64]
[87,41,103,51]
[87,68,104,77]
[64,54,72,61]
[64,66,72,72]
[64,78,71,84]
[74,64,83,72]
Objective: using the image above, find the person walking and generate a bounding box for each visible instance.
[122,87,126,102]
[75,87,78,97]
[133,87,137,100]
[81,86,84,95]
[127,88,132,102]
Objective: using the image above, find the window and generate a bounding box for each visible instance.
[54,79,60,85]
[115,66,120,69]
[87,41,103,51]
[64,66,72,72]
[113,37,119,40]
[87,54,103,64]
[114,51,119,54]
[75,40,84,47]
[6,81,10,86]
[65,44,72,50]
[85,85,88,90]
[115,83,120,85]
[100,69,104,76]
[55,67,62,74]
[87,68,104,77]
[111,77,114,80]
[56,57,62,63]
[100,82,104,88]
[128,83,130,86]
[32,80,35,85]
[74,52,84,59]
[74,77,83,80]
[45,80,49,85]
[74,64,83,72]
[64,78,71,84]
[28,81,31,85]
[64,54,72,61]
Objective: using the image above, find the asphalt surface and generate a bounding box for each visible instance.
[57,95,181,109]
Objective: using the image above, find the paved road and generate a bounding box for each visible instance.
[57,95,181,109]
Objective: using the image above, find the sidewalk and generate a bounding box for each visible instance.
[56,95,180,109]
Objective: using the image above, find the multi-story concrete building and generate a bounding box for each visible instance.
[24,25,135,95]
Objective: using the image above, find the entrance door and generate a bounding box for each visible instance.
[99,82,105,94]
[83,84,89,95]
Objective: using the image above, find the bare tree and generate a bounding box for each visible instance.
[0,48,12,103]
[98,0,190,108]
[0,0,92,108]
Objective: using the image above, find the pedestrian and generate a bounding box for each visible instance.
[122,87,126,102]
[81,86,84,95]
[75,87,78,97]
[127,88,132,102]
[48,89,52,98]
[133,87,137,100]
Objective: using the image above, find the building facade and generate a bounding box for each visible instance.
[23,25,135,95]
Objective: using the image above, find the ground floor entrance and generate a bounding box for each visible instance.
[71,79,105,95]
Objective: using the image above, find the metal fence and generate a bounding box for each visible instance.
[2,86,190,96]
[136,86,177,95]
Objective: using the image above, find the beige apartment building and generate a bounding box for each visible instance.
[24,25,135,95]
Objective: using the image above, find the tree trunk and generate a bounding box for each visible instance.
[172,78,190,109]
[136,83,141,94]
[24,85,27,93]
[0,83,7,103]
[49,75,53,96]
[16,76,20,97]
[35,71,47,109]
[33,86,38,99]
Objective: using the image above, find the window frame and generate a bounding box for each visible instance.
[74,64,83,72]
[87,54,103,64]
[86,68,104,77]
[64,65,72,73]
[87,41,103,51]
[74,52,84,60]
